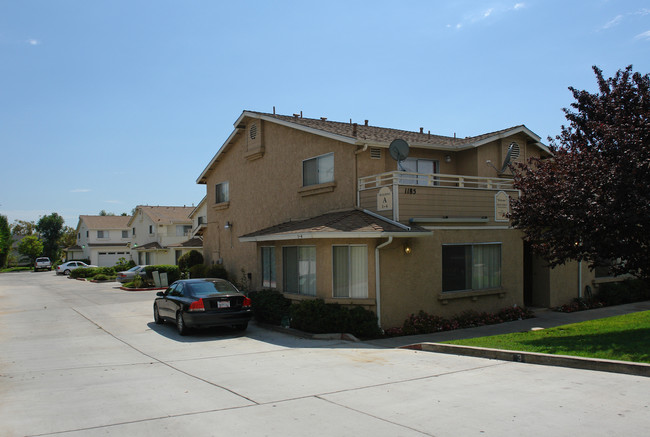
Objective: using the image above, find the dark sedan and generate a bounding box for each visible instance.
[153,278,252,335]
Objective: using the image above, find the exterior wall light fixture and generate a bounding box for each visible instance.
[444,154,452,163]
[225,221,232,229]
[403,244,412,255]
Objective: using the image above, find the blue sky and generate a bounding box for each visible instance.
[1,1,649,227]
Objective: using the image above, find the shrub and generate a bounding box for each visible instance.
[395,305,535,337]
[114,257,135,272]
[250,289,292,325]
[178,250,204,271]
[289,299,382,339]
[93,274,109,281]
[145,265,181,284]
[205,264,228,280]
[189,264,207,278]
[71,267,114,278]
[595,279,650,306]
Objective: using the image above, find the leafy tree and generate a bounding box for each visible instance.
[177,250,204,271]
[510,65,650,279]
[99,210,115,216]
[17,235,44,263]
[11,219,36,236]
[0,215,11,268]
[59,226,77,249]
[36,213,65,260]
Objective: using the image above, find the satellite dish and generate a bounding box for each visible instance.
[499,142,520,173]
[389,139,410,170]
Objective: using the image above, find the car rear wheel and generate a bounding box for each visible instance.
[176,311,188,336]
[64,269,71,275]
[153,304,163,325]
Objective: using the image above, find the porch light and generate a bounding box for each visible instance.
[225,221,232,229]
[444,154,452,163]
[403,244,412,255]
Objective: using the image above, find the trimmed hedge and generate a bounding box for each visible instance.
[289,299,382,339]
[144,265,181,284]
[70,266,115,279]
[178,250,204,271]
[250,289,292,325]
[595,279,650,306]
[189,264,207,278]
[205,264,228,280]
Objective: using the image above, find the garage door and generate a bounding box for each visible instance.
[98,251,130,267]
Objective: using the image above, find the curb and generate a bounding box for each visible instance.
[258,322,360,342]
[401,343,650,377]
[119,286,167,292]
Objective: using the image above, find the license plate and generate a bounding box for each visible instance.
[217,301,230,309]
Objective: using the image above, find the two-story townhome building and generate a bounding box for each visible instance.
[127,205,199,266]
[73,215,132,266]
[197,110,595,329]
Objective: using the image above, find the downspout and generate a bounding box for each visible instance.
[375,236,393,330]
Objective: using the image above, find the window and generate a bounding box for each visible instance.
[215,181,229,204]
[175,250,182,264]
[400,158,439,186]
[442,244,501,292]
[176,225,191,236]
[132,227,136,236]
[122,230,128,238]
[261,247,276,288]
[97,230,108,239]
[303,153,334,186]
[283,246,316,295]
[333,245,368,298]
[149,225,154,234]
[145,252,152,264]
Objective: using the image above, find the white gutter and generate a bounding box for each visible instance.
[375,236,393,330]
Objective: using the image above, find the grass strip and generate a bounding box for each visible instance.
[443,310,650,364]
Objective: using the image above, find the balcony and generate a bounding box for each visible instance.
[357,172,518,226]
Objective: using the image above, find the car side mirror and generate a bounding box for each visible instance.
[156,292,164,297]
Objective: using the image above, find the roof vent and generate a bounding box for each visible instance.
[320,117,327,121]
[370,148,382,159]
[249,123,257,140]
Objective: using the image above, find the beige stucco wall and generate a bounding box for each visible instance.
[377,229,524,328]
[531,257,596,308]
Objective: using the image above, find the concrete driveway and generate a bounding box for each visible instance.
[1,272,649,436]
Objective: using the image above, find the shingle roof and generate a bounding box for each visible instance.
[135,242,163,250]
[80,215,131,230]
[240,209,430,241]
[167,237,203,248]
[245,111,532,148]
[137,206,194,224]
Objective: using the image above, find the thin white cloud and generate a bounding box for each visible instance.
[513,3,525,10]
[635,30,650,40]
[602,15,623,29]
[449,3,524,30]
[70,188,91,193]
[483,8,493,18]
[26,39,40,46]
[635,9,650,16]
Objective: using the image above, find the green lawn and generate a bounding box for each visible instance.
[0,266,33,273]
[443,311,650,364]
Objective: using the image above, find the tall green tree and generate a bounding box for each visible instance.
[0,215,12,268]
[59,226,77,249]
[11,219,36,236]
[37,213,65,261]
[510,65,650,279]
[17,235,43,264]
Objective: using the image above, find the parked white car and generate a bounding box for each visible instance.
[56,261,97,275]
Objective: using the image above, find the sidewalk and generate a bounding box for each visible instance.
[366,300,650,348]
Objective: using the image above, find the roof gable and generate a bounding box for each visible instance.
[127,206,194,226]
[79,215,132,230]
[197,110,549,184]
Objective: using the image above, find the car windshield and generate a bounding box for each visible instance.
[127,266,140,272]
[189,280,239,296]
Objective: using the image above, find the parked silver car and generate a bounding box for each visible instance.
[56,261,97,275]
[116,265,149,283]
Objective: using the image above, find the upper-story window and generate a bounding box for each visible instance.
[149,225,154,234]
[132,227,136,236]
[215,181,229,204]
[122,230,128,238]
[303,153,334,187]
[176,225,192,236]
[97,230,109,239]
[400,158,439,186]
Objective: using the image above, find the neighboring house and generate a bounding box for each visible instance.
[72,215,132,266]
[197,110,598,329]
[127,205,199,266]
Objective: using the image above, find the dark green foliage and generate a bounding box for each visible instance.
[0,215,11,268]
[36,213,64,260]
[93,274,110,281]
[70,266,115,279]
[189,264,207,278]
[145,265,181,284]
[289,299,382,339]
[205,264,228,280]
[596,279,650,306]
[178,250,204,271]
[396,306,535,337]
[250,289,292,325]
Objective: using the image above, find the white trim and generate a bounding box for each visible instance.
[239,230,431,242]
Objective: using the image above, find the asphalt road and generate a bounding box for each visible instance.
[1,272,649,436]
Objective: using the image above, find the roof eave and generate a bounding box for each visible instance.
[239,231,431,242]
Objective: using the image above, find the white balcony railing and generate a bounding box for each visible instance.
[358,171,515,191]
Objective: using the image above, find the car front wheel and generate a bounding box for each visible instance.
[153,304,163,325]
[176,311,188,336]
